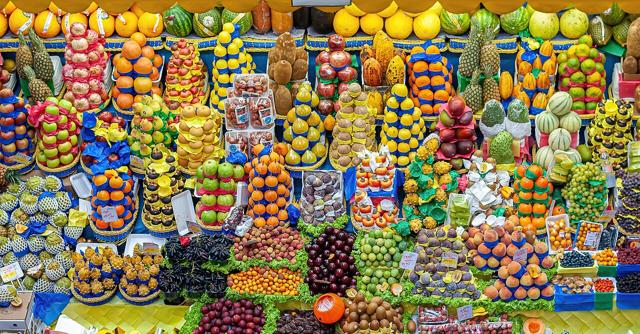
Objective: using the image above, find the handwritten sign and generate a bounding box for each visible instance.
[457,305,473,321]
[101,206,118,223]
[399,252,418,270]
[0,262,23,283]
[442,251,458,268]
[513,247,528,263]
[584,231,599,248]
[142,242,161,255]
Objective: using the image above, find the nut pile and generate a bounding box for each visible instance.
[552,275,593,294]
[300,171,345,226]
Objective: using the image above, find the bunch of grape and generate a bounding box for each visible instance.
[561,163,607,221]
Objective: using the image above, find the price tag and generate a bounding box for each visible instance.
[101,206,118,223]
[79,199,92,215]
[513,247,528,263]
[399,251,418,270]
[457,305,473,321]
[442,251,458,268]
[559,231,566,239]
[142,242,160,255]
[0,262,23,283]
[584,231,599,248]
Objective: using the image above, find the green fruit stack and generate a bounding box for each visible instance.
[587,99,633,169]
[380,84,426,168]
[356,230,408,297]
[142,149,182,236]
[0,88,34,169]
[29,97,81,174]
[209,23,255,113]
[195,159,246,230]
[283,85,327,167]
[557,36,606,115]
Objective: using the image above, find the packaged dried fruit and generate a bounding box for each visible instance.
[575,221,602,251]
[300,170,345,226]
[225,131,249,159]
[233,74,269,97]
[224,97,249,130]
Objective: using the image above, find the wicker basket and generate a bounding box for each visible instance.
[71,286,116,306]
[90,197,139,244]
[194,202,223,234]
[35,152,80,178]
[118,286,160,306]
[141,212,178,238]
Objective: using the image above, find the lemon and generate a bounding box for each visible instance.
[400,98,414,111]
[287,109,297,124]
[215,59,228,70]
[409,138,419,148]
[292,136,309,150]
[386,126,399,138]
[307,127,320,142]
[233,38,244,49]
[398,129,411,141]
[418,132,425,140]
[382,123,389,132]
[222,22,235,33]
[398,156,410,166]
[307,112,321,126]
[398,142,410,153]
[283,128,294,142]
[218,31,231,44]
[411,123,421,134]
[380,135,388,145]
[227,43,239,55]
[384,111,398,124]
[345,3,366,16]
[412,107,422,120]
[387,141,397,152]
[377,2,398,17]
[400,114,414,127]
[360,14,384,35]
[387,97,399,109]
[333,9,359,37]
[312,143,327,157]
[228,59,239,70]
[391,84,408,98]
[292,119,309,135]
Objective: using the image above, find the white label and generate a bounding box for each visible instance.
[0,262,23,283]
[559,231,566,239]
[79,199,92,215]
[584,231,599,248]
[142,242,160,255]
[457,305,473,321]
[172,191,197,236]
[513,247,528,263]
[380,199,395,212]
[101,206,118,222]
[399,251,418,270]
[442,251,458,268]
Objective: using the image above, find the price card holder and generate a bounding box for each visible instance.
[399,251,418,270]
[457,305,473,321]
[0,262,23,283]
[513,247,528,264]
[585,231,599,248]
[442,251,458,268]
[172,191,198,236]
[101,206,117,223]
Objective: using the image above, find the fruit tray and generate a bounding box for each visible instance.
[554,281,595,312]
[89,195,139,245]
[617,291,640,310]
[71,286,117,306]
[594,277,616,310]
[545,214,574,255]
[557,261,598,277]
[617,264,640,276]
[573,221,603,251]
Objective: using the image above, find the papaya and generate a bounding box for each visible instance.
[523,318,545,334]
[499,71,513,100]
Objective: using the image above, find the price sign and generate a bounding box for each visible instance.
[442,251,458,268]
[585,231,599,248]
[101,206,118,223]
[79,199,92,215]
[457,305,473,321]
[142,242,161,255]
[513,247,528,263]
[399,251,418,270]
[0,262,23,283]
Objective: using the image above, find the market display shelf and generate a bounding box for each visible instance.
[0,32,164,52]
[305,28,447,52]
[447,32,519,54]
[164,29,305,52]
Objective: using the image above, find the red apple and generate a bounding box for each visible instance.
[327,34,346,52]
[315,51,330,64]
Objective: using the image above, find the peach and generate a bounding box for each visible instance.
[501,233,512,246]
[514,287,528,300]
[534,273,548,286]
[528,253,540,265]
[541,285,554,297]
[487,257,500,269]
[484,230,498,243]
[541,256,555,269]
[507,244,518,257]
[534,241,548,254]
[523,243,534,254]
[520,273,533,287]
[484,286,499,300]
[527,287,541,300]
[494,280,505,290]
[508,261,522,276]
[494,226,506,237]
[500,256,512,267]
[473,256,487,268]
[499,287,513,301]
[492,243,507,258]
[506,276,520,288]
[498,266,510,280]
[473,233,484,246]
[478,244,491,255]
[511,230,524,244]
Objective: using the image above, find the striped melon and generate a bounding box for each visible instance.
[547,91,572,117]
[549,128,571,151]
[193,8,221,37]
[440,10,470,35]
[559,111,581,134]
[535,111,559,134]
[535,146,555,169]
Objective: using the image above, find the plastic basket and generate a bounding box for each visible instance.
[594,278,616,310]
[597,264,617,277]
[554,283,595,312]
[617,292,640,310]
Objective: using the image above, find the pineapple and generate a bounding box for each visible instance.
[55,192,72,211]
[55,250,74,271]
[0,166,18,193]
[33,277,54,293]
[482,77,500,104]
[37,196,59,216]
[27,235,45,253]
[44,176,62,192]
[18,253,40,271]
[459,30,482,77]
[480,43,500,76]
[28,29,54,82]
[5,182,25,197]
[16,33,32,79]
[19,193,38,215]
[25,176,44,195]
[10,236,27,255]
[0,210,7,226]
[0,194,18,212]
[9,208,28,226]
[0,237,10,255]
[22,66,52,102]
[44,260,65,280]
[44,233,64,255]
[464,70,483,114]
[53,277,71,295]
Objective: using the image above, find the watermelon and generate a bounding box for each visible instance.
[163,4,193,37]
[535,111,559,134]
[471,9,500,40]
[440,10,470,35]
[602,3,626,26]
[500,7,530,35]
[221,9,252,35]
[193,8,222,37]
[549,128,571,151]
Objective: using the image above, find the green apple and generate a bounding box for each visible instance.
[69,135,78,146]
[59,153,74,165]
[56,129,69,141]
[46,97,59,105]
[232,165,245,179]
[58,115,68,124]
[58,142,72,154]
[42,122,57,133]
[200,194,217,206]
[203,159,218,177]
[37,140,44,150]
[218,194,234,206]
[37,151,46,162]
[217,211,228,222]
[42,135,57,145]
[220,179,236,192]
[46,158,60,168]
[196,166,204,180]
[203,178,219,191]
[43,148,58,158]
[218,162,233,178]
[44,105,59,116]
[200,210,216,224]
[57,99,73,111]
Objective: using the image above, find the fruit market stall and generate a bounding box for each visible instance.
[3,0,640,333]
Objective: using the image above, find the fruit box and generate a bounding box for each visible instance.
[597,263,617,277]
[594,277,616,310]
[554,281,595,312]
[617,292,640,310]
[617,72,640,99]
[545,214,573,255]
[573,221,603,251]
[617,264,640,276]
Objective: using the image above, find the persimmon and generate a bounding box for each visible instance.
[251,191,263,202]
[141,45,154,59]
[265,176,278,188]
[116,76,133,89]
[133,77,152,94]
[264,190,277,202]
[266,203,278,215]
[109,175,124,189]
[253,217,266,227]
[116,58,133,74]
[266,216,279,226]
[528,165,542,179]
[552,206,566,215]
[532,203,546,215]
[535,177,548,189]
[97,190,110,201]
[152,54,162,67]
[253,204,266,215]
[252,177,265,188]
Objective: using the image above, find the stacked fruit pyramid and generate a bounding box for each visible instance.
[90,169,136,242]
[329,83,376,171]
[0,88,34,169]
[163,39,208,114]
[175,104,222,175]
[512,164,552,234]
[557,36,606,114]
[380,84,427,167]
[28,98,81,175]
[142,149,182,237]
[112,33,163,111]
[209,23,255,113]
[587,99,633,169]
[406,44,453,116]
[128,95,177,174]
[315,34,358,115]
[282,86,327,168]
[62,23,109,112]
[435,96,476,160]
[0,176,78,295]
[195,159,246,231]
[361,31,406,88]
[245,145,292,228]
[534,92,582,169]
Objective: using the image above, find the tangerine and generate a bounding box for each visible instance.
[528,165,543,179]
[116,94,134,109]
[254,217,266,227]
[116,76,133,89]
[149,67,159,80]
[264,190,278,202]
[519,216,532,227]
[122,180,133,193]
[141,45,154,59]
[112,87,121,98]
[520,178,534,190]
[276,185,287,195]
[255,163,268,176]
[535,177,548,189]
[277,210,288,221]
[266,203,278,215]
[130,32,147,47]
[93,174,108,187]
[124,211,133,221]
[260,155,270,165]
[251,191,263,202]
[97,190,110,201]
[253,204,266,215]
[133,57,153,74]
[265,176,278,188]
[152,54,162,67]
[116,58,133,73]
[277,172,289,184]
[533,203,546,214]
[109,175,124,189]
[247,183,255,193]
[122,40,142,59]
[276,197,287,208]
[95,219,109,229]
[110,190,125,201]
[252,177,265,188]
[266,216,279,226]
[268,162,281,174]
[518,203,532,215]
[115,205,125,215]
[516,165,526,178]
[151,86,162,96]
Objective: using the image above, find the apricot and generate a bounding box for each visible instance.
[499,287,513,301]
[520,273,533,287]
[514,287,528,300]
[492,243,507,258]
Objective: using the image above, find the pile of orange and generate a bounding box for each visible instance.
[245,144,292,228]
[112,32,163,110]
[91,169,135,230]
[513,164,552,234]
[228,266,302,296]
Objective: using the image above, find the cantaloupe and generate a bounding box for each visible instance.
[385,11,412,39]
[523,318,545,334]
[137,12,163,37]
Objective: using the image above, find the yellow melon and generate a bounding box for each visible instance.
[344,3,366,17]
[48,3,66,16]
[137,12,163,37]
[377,2,398,18]
[2,2,15,16]
[0,14,7,37]
[384,10,412,39]
[61,13,88,35]
[89,8,115,37]
[115,11,138,37]
[9,9,33,36]
[360,14,383,35]
[413,11,440,40]
[34,11,61,38]
[333,9,359,38]
[130,4,145,17]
